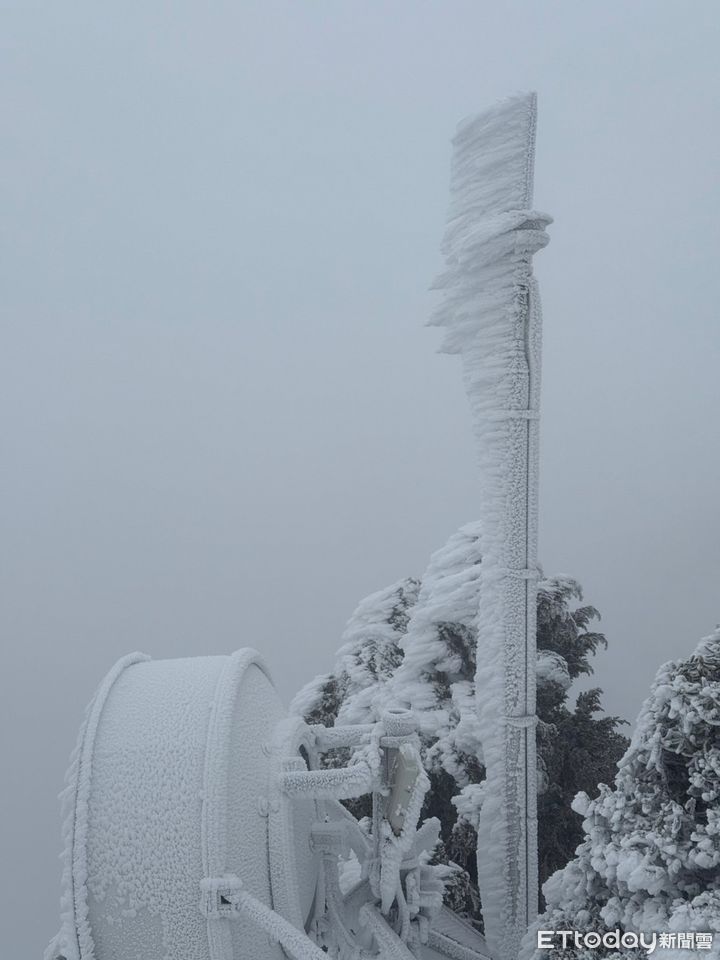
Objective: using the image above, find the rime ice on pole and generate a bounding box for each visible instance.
[431,92,551,960]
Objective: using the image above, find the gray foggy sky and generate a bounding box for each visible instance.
[1,2,718,953]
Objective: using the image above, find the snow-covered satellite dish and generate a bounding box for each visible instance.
[46,649,489,960]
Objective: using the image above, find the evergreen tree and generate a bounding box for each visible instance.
[291,525,628,923]
[535,579,629,887]
[291,576,420,731]
[521,627,720,960]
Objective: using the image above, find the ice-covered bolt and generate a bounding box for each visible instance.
[381,708,416,739]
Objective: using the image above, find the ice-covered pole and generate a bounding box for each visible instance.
[430,93,551,960]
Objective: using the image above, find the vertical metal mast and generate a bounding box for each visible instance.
[431,93,551,960]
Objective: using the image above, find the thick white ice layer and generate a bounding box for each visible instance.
[431,91,550,960]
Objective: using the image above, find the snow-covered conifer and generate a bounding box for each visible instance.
[290,576,420,728]
[293,525,626,925]
[535,578,628,886]
[521,627,720,960]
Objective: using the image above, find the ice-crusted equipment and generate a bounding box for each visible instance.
[46,649,491,960]
[46,90,550,960]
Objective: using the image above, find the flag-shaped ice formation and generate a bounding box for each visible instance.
[431,92,551,960]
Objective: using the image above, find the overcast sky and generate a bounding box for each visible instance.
[2,2,718,953]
